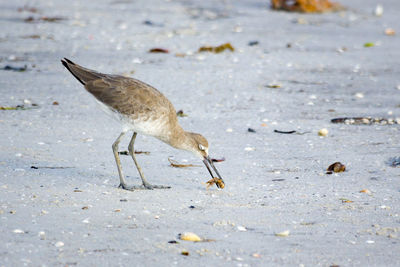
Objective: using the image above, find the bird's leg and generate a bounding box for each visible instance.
[112,131,134,191]
[128,132,170,190]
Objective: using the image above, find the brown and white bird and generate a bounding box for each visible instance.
[61,58,224,190]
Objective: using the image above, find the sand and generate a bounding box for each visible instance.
[0,0,399,266]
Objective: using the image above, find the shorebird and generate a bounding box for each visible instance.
[61,58,224,190]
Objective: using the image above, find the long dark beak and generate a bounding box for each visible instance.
[203,156,225,188]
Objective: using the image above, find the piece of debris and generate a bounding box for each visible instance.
[266,84,281,88]
[31,166,74,169]
[331,117,400,125]
[198,43,235,53]
[176,110,188,117]
[326,162,346,174]
[52,101,59,105]
[142,20,164,27]
[388,157,400,167]
[1,65,27,72]
[211,157,225,163]
[149,48,169,53]
[181,250,189,256]
[274,129,309,135]
[17,6,39,13]
[118,151,150,155]
[21,34,41,39]
[205,177,225,189]
[274,130,296,134]
[270,0,344,13]
[168,240,179,244]
[24,16,65,23]
[248,41,259,46]
[339,198,353,203]
[364,42,375,47]
[248,128,256,133]
[168,158,200,168]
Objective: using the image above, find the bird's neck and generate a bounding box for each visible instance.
[168,126,193,151]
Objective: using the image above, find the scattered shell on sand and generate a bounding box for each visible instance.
[275,230,290,237]
[360,189,371,194]
[179,232,202,242]
[318,128,329,136]
[385,28,395,36]
[13,229,24,234]
[326,162,346,174]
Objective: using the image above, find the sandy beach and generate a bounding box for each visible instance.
[1,0,399,266]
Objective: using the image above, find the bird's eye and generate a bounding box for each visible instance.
[198,144,206,151]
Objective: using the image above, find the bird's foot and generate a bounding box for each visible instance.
[118,183,136,191]
[142,182,171,190]
[118,183,171,191]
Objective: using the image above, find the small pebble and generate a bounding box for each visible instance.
[374,4,383,16]
[237,226,247,232]
[355,92,364,98]
[55,241,64,247]
[38,231,46,240]
[181,250,189,256]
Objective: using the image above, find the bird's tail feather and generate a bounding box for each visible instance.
[61,58,102,85]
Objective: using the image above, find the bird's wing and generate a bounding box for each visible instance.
[85,75,176,120]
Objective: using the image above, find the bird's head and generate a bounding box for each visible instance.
[185,132,224,189]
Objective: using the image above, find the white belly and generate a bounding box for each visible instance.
[94,99,168,137]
